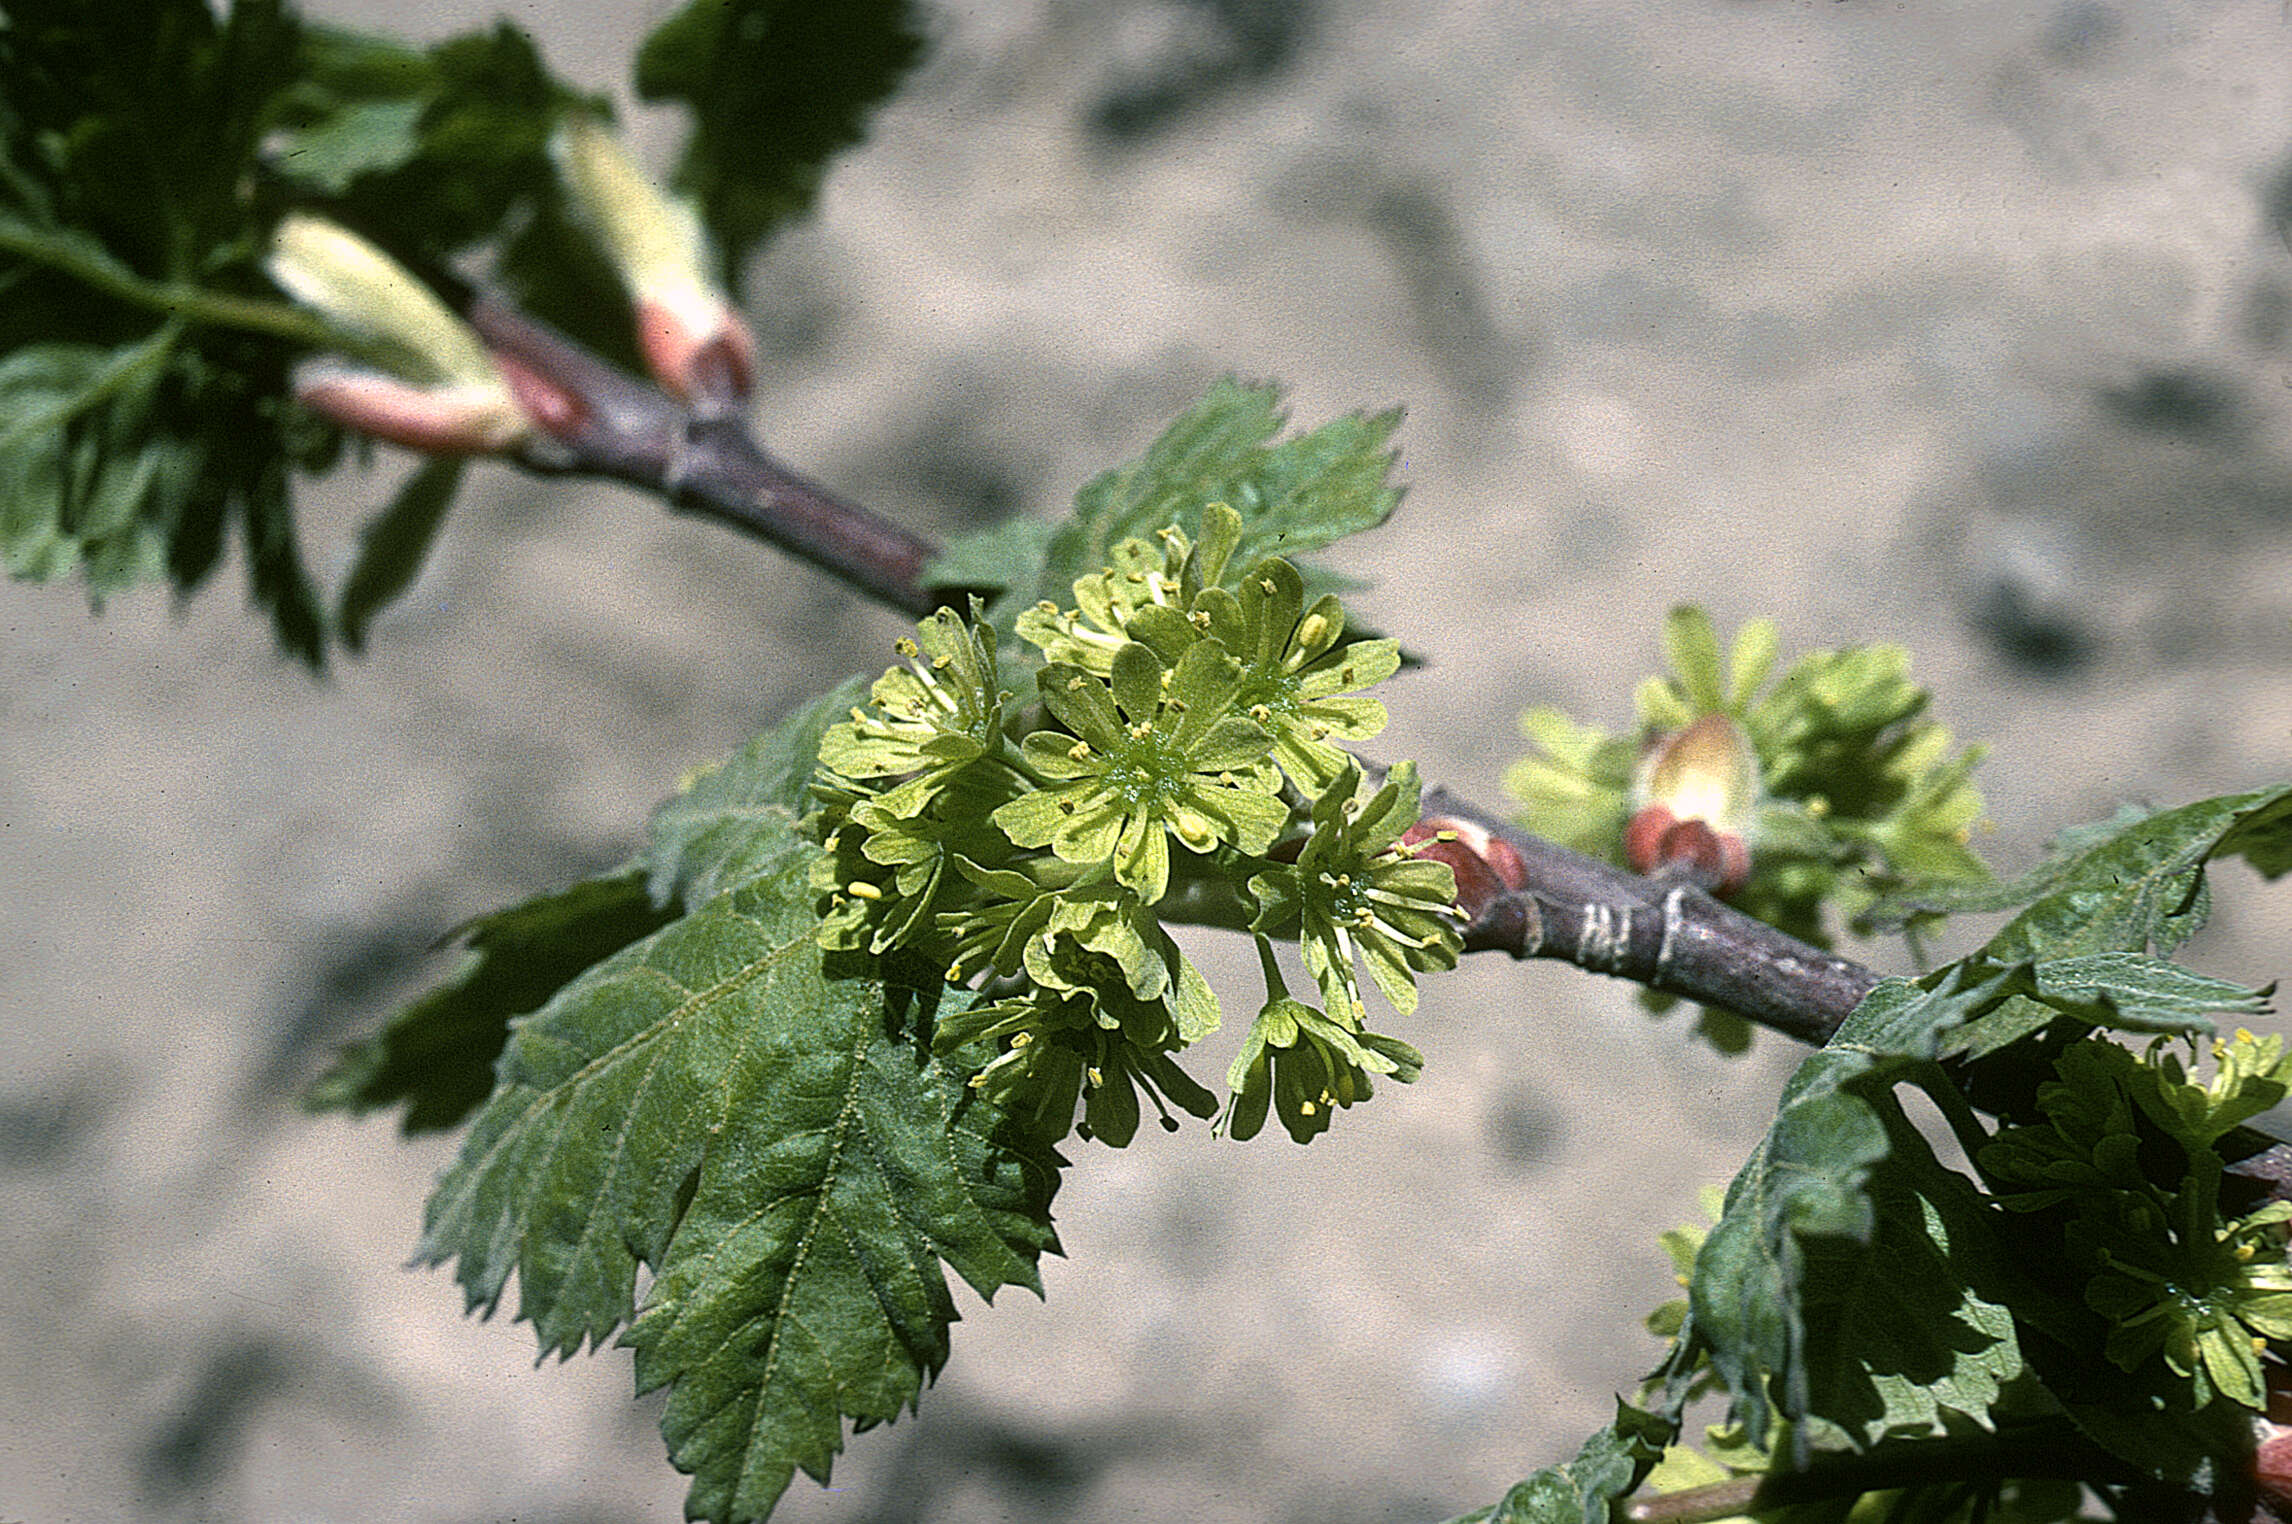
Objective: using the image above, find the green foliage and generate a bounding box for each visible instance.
[0,0,335,657]
[419,819,1062,1522]
[1440,1401,1672,1524]
[634,0,927,294]
[1609,780,2288,1516]
[1674,970,2016,1457]
[307,870,675,1133]
[4,0,926,659]
[1940,784,2292,1060]
[930,378,1406,628]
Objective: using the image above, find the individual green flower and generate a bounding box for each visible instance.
[1194,556,1400,794]
[1247,760,1459,1020]
[1015,505,1243,674]
[1984,1032,2292,1412]
[818,604,1007,819]
[940,980,1218,1147]
[2087,1200,2292,1409]
[991,639,1284,903]
[813,763,1019,959]
[1223,936,1422,1143]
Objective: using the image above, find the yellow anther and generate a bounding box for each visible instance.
[1086,1065,1104,1087]
[1068,741,1091,761]
[931,654,952,670]
[847,881,884,901]
[1190,610,1212,630]
[895,637,920,657]
[1010,1031,1034,1049]
[1067,675,1088,690]
[1297,613,1336,649]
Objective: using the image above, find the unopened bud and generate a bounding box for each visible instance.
[288,363,530,456]
[266,214,529,453]
[1402,815,1528,919]
[1625,713,1759,893]
[552,116,756,404]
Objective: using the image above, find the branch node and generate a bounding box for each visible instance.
[1579,901,1632,974]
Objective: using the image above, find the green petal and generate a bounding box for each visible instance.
[1127,603,1202,665]
[1019,727,1103,780]
[1038,664,1124,746]
[1194,781,1291,855]
[1296,637,1400,699]
[1086,1060,1142,1146]
[1241,559,1306,668]
[1359,932,1421,1015]
[1115,811,1170,902]
[1170,945,1222,1042]
[1299,694,1389,740]
[1165,639,1247,738]
[991,782,1098,848]
[1246,868,1304,935]
[1191,714,1276,774]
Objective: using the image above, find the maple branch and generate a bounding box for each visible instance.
[463,295,1881,1046]
[468,297,942,617]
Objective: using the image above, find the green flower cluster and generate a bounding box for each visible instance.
[812,508,1453,1146]
[1506,606,1992,1046]
[1983,1031,2292,1410]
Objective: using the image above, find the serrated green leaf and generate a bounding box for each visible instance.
[306,870,675,1134]
[336,455,464,651]
[1985,786,2292,962]
[2023,953,2267,1034]
[1686,972,2002,1456]
[1943,786,2292,1057]
[1794,1107,2025,1451]
[646,675,869,909]
[1035,378,1404,608]
[1442,1401,1672,1524]
[635,0,928,292]
[921,513,1058,604]
[422,820,1060,1523]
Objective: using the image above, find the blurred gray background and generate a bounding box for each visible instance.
[7,1,2292,1519]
